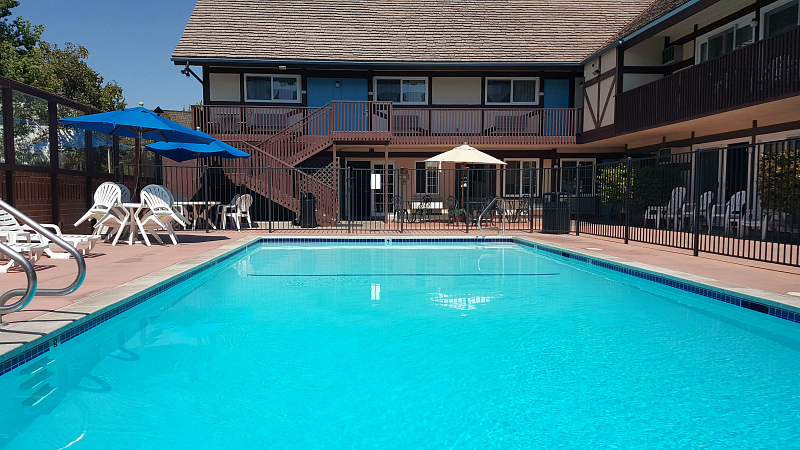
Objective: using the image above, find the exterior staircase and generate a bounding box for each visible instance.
[220,101,392,226]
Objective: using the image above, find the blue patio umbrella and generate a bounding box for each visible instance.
[144,140,250,163]
[59,107,214,196]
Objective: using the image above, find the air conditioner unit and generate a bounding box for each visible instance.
[662,45,683,66]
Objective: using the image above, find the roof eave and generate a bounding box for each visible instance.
[171,56,584,71]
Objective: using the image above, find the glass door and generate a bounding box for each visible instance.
[371,162,395,217]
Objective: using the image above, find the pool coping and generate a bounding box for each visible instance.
[1,234,798,376]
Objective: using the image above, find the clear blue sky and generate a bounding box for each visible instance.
[14,0,201,111]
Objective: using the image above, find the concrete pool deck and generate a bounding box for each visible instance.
[1,229,798,358]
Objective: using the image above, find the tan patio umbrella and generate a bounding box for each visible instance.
[425,143,507,166]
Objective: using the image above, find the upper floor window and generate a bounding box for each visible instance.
[374,77,427,104]
[485,78,539,105]
[245,74,301,103]
[698,20,755,63]
[763,0,799,39]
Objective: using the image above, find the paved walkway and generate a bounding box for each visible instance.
[2,230,798,327]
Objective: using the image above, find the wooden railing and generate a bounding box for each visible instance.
[616,25,800,133]
[192,105,314,140]
[391,107,579,145]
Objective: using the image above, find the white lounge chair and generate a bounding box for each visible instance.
[220,194,253,231]
[643,187,686,229]
[75,182,127,238]
[0,208,99,259]
[708,190,747,235]
[0,242,48,273]
[130,185,188,246]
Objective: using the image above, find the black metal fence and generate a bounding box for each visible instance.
[118,137,799,266]
[577,139,799,266]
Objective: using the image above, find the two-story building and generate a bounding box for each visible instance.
[171,0,800,222]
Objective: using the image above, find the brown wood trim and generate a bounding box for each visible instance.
[582,86,599,129]
[599,72,617,126]
[626,119,800,155]
[582,68,616,88]
[577,124,616,144]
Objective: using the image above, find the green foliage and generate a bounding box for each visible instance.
[0,1,125,110]
[597,163,684,207]
[758,149,800,218]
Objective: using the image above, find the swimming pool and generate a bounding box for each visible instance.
[1,238,799,449]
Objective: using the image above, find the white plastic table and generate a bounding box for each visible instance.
[174,201,220,230]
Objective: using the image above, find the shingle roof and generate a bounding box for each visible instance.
[173,0,657,65]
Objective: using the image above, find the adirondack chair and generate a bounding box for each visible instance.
[708,190,747,235]
[680,191,714,231]
[643,187,686,229]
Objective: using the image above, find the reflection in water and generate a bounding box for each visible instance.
[428,291,495,310]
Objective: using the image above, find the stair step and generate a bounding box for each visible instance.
[22,384,57,408]
[19,368,54,391]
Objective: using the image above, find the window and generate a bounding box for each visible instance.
[244,75,301,103]
[763,0,799,39]
[485,78,539,105]
[697,19,756,63]
[560,158,595,196]
[503,159,539,197]
[415,161,439,195]
[374,78,427,104]
[700,28,734,62]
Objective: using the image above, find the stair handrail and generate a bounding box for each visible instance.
[477,197,506,235]
[0,240,37,318]
[0,198,86,308]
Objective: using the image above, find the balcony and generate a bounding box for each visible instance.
[191,103,580,147]
[616,26,800,134]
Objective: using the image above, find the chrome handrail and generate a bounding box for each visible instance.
[0,198,86,314]
[477,197,506,235]
[0,240,38,319]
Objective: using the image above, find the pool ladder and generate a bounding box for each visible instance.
[477,197,506,235]
[0,198,86,325]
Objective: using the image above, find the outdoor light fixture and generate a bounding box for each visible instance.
[278,65,287,70]
[335,81,340,87]
[592,69,600,75]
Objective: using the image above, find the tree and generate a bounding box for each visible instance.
[0,0,125,110]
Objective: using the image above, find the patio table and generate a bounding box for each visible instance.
[113,202,144,246]
[174,201,220,230]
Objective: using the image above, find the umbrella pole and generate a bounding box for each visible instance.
[133,130,142,200]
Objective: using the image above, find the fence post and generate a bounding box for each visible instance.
[530,167,535,233]
[400,169,404,234]
[575,163,581,236]
[204,165,209,233]
[624,157,631,244]
[465,167,470,234]
[347,167,352,234]
[268,167,273,233]
[692,152,701,256]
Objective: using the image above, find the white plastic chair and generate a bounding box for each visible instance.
[221,194,253,231]
[0,207,100,258]
[132,185,188,246]
[172,193,192,230]
[643,187,686,229]
[117,184,131,203]
[75,182,127,238]
[216,194,241,229]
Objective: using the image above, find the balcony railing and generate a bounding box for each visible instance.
[192,104,580,146]
[616,25,800,134]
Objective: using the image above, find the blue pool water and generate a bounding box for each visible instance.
[1,242,799,449]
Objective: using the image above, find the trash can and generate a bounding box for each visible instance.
[300,193,317,228]
[542,192,570,234]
